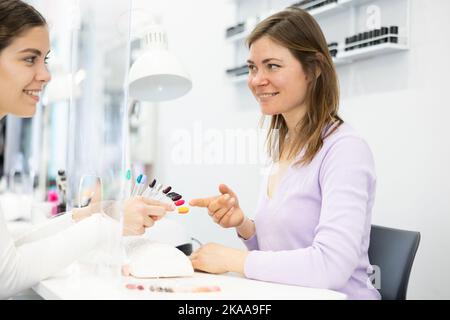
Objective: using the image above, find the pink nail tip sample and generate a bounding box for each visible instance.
[175,200,185,206]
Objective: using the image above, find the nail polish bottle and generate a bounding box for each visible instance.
[374,28,381,45]
[389,25,398,43]
[368,30,374,46]
[358,33,364,48]
[381,27,389,44]
[363,32,369,47]
[351,35,358,50]
[345,37,351,51]
[328,42,338,57]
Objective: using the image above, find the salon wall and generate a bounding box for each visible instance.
[134,0,450,299]
[336,1,450,300]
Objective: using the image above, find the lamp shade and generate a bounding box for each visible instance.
[128,24,192,102]
[128,48,192,102]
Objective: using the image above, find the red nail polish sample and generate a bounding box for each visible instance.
[175,200,185,206]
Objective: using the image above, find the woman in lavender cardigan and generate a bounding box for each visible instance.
[189,7,380,300]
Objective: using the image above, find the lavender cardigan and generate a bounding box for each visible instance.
[242,123,381,300]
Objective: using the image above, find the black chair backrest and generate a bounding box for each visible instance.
[368,225,420,300]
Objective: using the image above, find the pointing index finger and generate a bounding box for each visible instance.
[189,197,217,208]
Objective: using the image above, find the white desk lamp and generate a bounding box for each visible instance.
[128,24,192,102]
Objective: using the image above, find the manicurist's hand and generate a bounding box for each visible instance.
[122,196,175,236]
[73,197,175,236]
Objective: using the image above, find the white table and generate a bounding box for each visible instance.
[32,263,346,300]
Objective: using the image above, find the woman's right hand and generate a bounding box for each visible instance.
[189,184,245,228]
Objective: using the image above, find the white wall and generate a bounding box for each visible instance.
[338,0,450,300]
[134,0,450,299]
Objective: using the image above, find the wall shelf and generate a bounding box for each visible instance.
[228,73,249,83]
[293,0,375,19]
[334,42,408,65]
[227,0,411,83]
[306,0,353,19]
[225,0,378,42]
[227,31,250,43]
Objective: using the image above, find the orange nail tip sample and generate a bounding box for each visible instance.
[178,206,190,214]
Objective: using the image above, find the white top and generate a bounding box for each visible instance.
[0,211,118,300]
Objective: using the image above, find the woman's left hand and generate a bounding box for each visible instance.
[189,243,248,275]
[72,197,175,236]
[122,196,174,236]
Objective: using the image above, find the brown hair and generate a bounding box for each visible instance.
[247,6,343,166]
[0,0,46,53]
